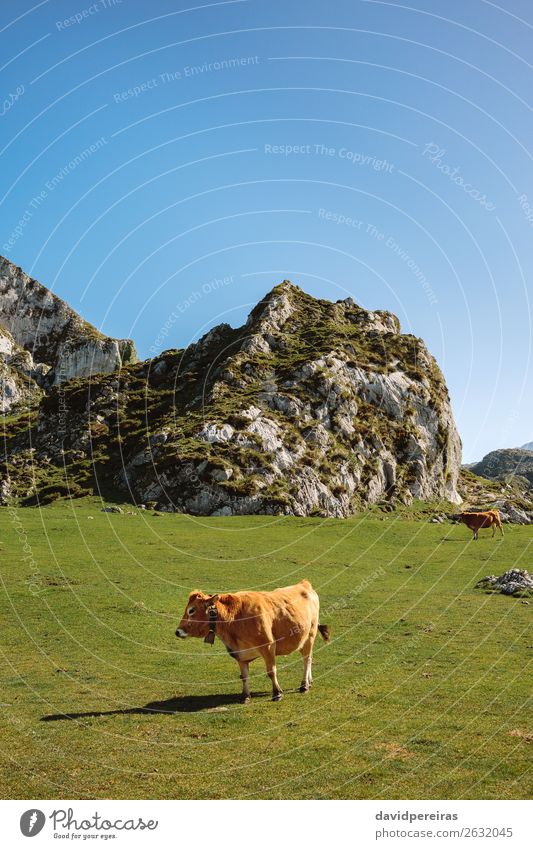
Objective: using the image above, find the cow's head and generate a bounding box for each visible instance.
[175,590,220,639]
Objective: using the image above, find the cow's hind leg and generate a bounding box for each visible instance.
[299,636,314,693]
[260,644,283,701]
[238,660,251,703]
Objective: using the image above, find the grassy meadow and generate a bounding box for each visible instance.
[0,499,531,800]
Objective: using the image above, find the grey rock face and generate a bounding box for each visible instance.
[5,278,463,517]
[0,477,12,504]
[492,500,533,524]
[0,256,136,393]
[476,569,533,596]
[0,323,42,412]
[197,423,235,443]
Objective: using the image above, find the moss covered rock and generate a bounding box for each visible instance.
[2,280,462,515]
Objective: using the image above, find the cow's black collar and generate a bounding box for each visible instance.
[204,604,217,645]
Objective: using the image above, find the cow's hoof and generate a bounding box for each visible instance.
[272,692,283,702]
[241,696,251,704]
[299,684,310,693]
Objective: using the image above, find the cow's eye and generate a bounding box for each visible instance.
[187,607,195,616]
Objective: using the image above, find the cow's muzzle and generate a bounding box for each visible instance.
[175,628,188,639]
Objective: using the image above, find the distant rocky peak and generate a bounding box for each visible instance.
[0,255,137,393]
[246,280,296,333]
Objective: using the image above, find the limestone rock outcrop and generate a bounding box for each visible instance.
[0,256,136,413]
[5,280,462,514]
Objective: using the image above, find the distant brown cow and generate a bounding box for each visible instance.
[459,509,504,540]
[175,580,330,702]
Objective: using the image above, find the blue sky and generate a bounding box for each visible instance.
[1,0,532,461]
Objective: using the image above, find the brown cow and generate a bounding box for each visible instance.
[459,509,504,540]
[175,579,330,702]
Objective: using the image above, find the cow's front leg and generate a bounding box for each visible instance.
[261,645,283,701]
[238,660,251,703]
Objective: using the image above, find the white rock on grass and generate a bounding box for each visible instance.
[196,423,235,443]
[476,569,533,596]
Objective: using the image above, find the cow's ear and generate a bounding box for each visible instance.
[206,594,219,605]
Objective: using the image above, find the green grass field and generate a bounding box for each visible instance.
[0,499,531,800]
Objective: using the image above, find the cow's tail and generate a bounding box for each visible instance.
[318,624,331,642]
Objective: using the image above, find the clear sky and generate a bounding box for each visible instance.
[1,0,532,461]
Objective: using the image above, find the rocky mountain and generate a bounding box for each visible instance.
[0,256,136,412]
[1,279,462,515]
[521,440,533,452]
[469,447,533,488]
[458,468,533,524]
[0,322,42,413]
[459,443,533,524]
